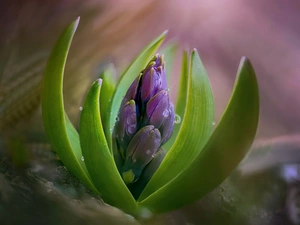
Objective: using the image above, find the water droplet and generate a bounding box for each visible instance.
[163,109,169,117]
[128,124,136,134]
[79,106,83,111]
[133,159,137,163]
[166,87,170,92]
[116,116,120,122]
[174,114,181,124]
[81,156,84,161]
[151,154,155,158]
[212,121,216,126]
[146,150,151,155]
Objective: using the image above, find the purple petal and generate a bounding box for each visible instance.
[115,100,137,149]
[122,125,161,181]
[146,90,169,128]
[160,103,175,145]
[140,67,162,102]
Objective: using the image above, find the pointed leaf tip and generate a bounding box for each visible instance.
[73,17,80,32]
[41,16,97,193]
[162,30,169,36]
[97,78,103,85]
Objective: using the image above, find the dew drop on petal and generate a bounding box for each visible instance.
[79,106,83,111]
[166,87,170,93]
[163,109,169,118]
[151,153,155,158]
[174,114,181,124]
[81,156,84,161]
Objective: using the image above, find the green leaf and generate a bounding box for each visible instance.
[107,31,167,148]
[139,56,259,213]
[139,49,214,201]
[160,42,178,84]
[79,79,139,215]
[99,64,117,149]
[163,50,189,151]
[41,17,97,193]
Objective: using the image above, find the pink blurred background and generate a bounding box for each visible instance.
[1,0,299,140]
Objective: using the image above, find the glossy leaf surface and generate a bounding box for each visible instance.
[41,17,97,193]
[79,80,139,215]
[163,50,189,151]
[99,65,117,149]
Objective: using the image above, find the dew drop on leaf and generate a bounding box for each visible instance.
[174,114,181,124]
[81,156,84,161]
[212,121,216,126]
[79,106,83,111]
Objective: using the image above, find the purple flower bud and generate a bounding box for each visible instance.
[146,90,169,128]
[160,103,175,145]
[146,90,175,144]
[122,125,161,184]
[115,100,137,150]
[130,148,166,199]
[113,53,175,187]
[140,55,167,102]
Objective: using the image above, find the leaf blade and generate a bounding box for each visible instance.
[41,17,97,192]
[139,49,215,200]
[79,79,139,215]
[140,56,259,213]
[160,42,178,84]
[99,64,117,149]
[163,50,189,151]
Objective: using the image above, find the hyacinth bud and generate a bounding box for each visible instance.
[130,148,166,199]
[122,125,161,184]
[115,100,137,151]
[114,54,175,186]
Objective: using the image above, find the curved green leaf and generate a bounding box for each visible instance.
[139,49,214,201]
[99,64,117,148]
[107,31,167,149]
[163,50,189,151]
[41,17,97,193]
[140,56,259,213]
[160,42,178,84]
[79,79,139,215]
